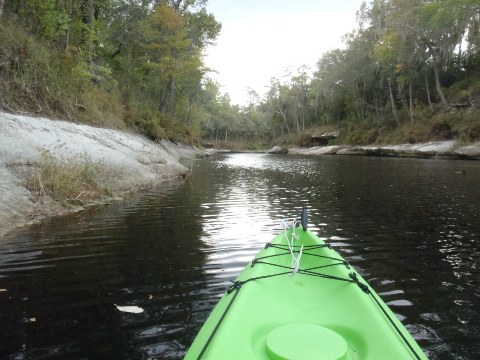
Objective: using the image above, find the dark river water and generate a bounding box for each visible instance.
[1,153,479,359]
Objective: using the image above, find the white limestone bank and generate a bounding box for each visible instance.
[0,112,205,237]
[288,140,480,160]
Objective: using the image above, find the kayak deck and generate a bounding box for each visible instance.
[185,224,427,360]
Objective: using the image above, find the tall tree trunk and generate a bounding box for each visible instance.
[425,42,448,106]
[301,104,305,132]
[81,0,96,65]
[314,95,320,118]
[281,110,290,133]
[432,61,447,106]
[387,78,400,125]
[355,107,362,121]
[160,49,177,113]
[0,0,4,18]
[409,82,414,123]
[295,109,300,134]
[425,76,434,113]
[161,76,175,113]
[159,76,175,113]
[169,76,174,103]
[65,24,71,52]
[373,92,381,119]
[355,81,364,121]
[187,96,193,126]
[159,90,167,112]
[273,100,290,133]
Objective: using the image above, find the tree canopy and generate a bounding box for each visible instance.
[244,0,480,145]
[0,0,221,142]
[1,0,479,146]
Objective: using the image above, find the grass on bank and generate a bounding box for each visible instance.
[28,150,110,207]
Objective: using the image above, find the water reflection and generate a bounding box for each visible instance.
[0,154,479,359]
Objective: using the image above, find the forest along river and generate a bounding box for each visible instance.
[1,153,479,359]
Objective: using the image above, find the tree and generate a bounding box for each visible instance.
[141,4,191,112]
[150,0,220,114]
[289,66,311,132]
[310,49,348,124]
[266,78,290,134]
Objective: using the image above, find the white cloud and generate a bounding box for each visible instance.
[204,4,358,105]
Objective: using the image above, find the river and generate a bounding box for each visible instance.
[1,153,479,359]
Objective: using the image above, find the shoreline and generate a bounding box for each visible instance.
[0,112,206,238]
[220,141,480,160]
[287,141,480,160]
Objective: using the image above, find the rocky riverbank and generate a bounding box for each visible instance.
[287,141,480,160]
[0,112,205,237]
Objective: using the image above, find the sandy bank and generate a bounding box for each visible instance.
[0,112,205,237]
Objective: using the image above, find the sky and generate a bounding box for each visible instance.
[204,0,365,106]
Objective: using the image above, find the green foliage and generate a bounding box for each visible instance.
[37,0,70,41]
[250,0,480,145]
[0,0,221,144]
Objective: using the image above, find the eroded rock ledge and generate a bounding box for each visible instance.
[0,112,205,237]
[288,141,480,160]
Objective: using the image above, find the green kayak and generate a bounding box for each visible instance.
[185,209,427,360]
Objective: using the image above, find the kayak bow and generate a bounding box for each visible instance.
[185,210,427,360]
